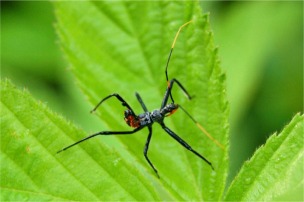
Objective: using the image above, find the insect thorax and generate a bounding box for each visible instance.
[124,103,178,128]
[132,110,163,127]
[150,110,164,123]
[138,112,153,126]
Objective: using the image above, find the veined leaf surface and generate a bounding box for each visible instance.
[1,2,229,201]
[54,1,229,200]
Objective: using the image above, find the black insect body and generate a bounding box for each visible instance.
[57,21,223,178]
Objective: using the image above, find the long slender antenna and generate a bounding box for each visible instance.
[179,105,225,150]
[165,20,193,95]
[171,20,193,50]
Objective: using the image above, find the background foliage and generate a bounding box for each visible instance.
[203,2,303,185]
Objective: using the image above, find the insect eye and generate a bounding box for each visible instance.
[169,104,178,110]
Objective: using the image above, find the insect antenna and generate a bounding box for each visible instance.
[179,105,225,150]
[165,20,193,82]
[165,20,193,102]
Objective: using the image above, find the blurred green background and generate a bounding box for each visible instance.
[1,1,303,186]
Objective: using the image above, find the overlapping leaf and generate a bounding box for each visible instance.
[225,114,303,201]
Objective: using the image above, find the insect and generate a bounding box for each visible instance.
[57,20,224,178]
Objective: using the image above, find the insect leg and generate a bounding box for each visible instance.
[91,93,136,115]
[143,126,159,178]
[135,92,149,112]
[161,124,214,170]
[57,127,143,153]
[161,78,192,108]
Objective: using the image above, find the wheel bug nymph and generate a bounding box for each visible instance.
[57,20,225,178]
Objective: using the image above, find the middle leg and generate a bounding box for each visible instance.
[135,92,149,113]
[143,126,159,178]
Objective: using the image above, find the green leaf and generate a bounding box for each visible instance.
[224,113,304,201]
[1,79,160,200]
[54,1,229,201]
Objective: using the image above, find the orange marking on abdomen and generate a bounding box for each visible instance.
[125,115,140,128]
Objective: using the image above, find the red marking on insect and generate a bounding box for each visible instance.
[124,115,140,128]
[165,108,178,117]
[167,80,171,88]
[124,110,140,128]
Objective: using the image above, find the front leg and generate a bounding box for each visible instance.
[161,78,192,108]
